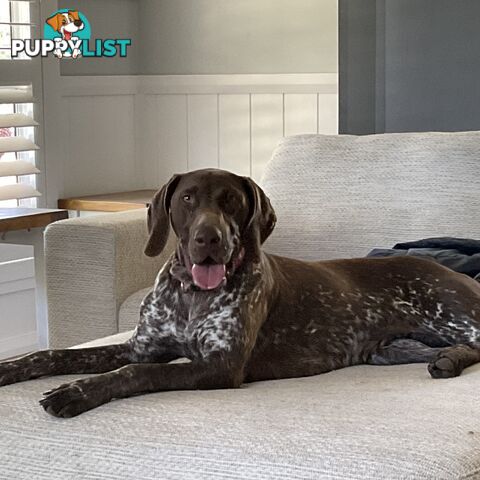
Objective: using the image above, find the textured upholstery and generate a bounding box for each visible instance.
[262,132,480,260]
[45,210,175,348]
[119,287,151,332]
[0,330,479,479]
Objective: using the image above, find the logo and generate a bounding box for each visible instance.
[11,9,131,59]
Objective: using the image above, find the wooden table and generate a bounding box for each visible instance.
[0,208,68,350]
[0,208,68,233]
[58,190,156,213]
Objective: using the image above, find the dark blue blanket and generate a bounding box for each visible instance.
[367,237,480,281]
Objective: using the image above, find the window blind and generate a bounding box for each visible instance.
[0,85,41,202]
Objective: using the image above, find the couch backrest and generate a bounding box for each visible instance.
[261,131,480,260]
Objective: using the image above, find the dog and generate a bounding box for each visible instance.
[46,10,84,58]
[1,169,479,418]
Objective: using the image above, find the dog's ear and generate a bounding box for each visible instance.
[242,177,276,257]
[46,13,61,32]
[68,10,80,21]
[144,174,181,257]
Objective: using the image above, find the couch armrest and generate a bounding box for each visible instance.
[45,209,174,348]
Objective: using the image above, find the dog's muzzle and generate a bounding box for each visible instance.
[186,211,241,290]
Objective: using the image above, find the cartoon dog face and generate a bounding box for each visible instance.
[46,11,84,41]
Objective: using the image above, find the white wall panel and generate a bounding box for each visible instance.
[0,257,37,359]
[63,95,136,196]
[135,93,159,188]
[156,94,188,185]
[59,75,338,195]
[251,94,284,182]
[284,93,318,137]
[318,93,339,134]
[187,95,219,171]
[218,94,251,176]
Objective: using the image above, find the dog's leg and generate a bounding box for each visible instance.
[367,338,442,365]
[367,339,480,378]
[428,344,480,378]
[40,359,243,418]
[0,342,157,387]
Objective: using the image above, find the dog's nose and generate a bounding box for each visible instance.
[194,225,222,246]
[74,20,83,27]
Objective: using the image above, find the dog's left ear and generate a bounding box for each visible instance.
[46,13,61,32]
[144,174,181,257]
[69,10,80,21]
[242,177,276,257]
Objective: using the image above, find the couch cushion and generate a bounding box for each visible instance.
[1,330,479,479]
[262,132,480,261]
[118,287,151,332]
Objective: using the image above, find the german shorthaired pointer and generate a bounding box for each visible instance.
[1,169,479,418]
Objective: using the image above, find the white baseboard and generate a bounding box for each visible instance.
[0,331,38,360]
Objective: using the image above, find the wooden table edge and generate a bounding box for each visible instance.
[58,199,149,212]
[0,210,68,233]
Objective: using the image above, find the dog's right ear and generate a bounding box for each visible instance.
[144,174,181,257]
[46,13,61,32]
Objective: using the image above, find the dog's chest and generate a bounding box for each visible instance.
[143,283,246,358]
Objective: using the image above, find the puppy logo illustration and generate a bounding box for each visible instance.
[44,9,91,58]
[12,9,130,59]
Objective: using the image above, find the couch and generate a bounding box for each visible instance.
[1,131,480,479]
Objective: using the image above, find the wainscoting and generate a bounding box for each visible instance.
[56,74,338,197]
[0,255,37,359]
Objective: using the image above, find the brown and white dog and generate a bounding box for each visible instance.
[46,10,84,58]
[1,169,479,418]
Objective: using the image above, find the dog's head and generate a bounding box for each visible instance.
[46,11,84,40]
[145,169,276,290]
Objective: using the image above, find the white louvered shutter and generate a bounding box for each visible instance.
[0,1,42,207]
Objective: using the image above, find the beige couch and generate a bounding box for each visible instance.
[1,132,479,478]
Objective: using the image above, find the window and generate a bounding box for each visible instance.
[0,1,32,60]
[0,1,41,208]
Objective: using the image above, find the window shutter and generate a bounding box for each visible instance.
[0,85,41,202]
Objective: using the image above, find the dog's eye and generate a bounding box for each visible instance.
[182,194,192,203]
[62,19,67,24]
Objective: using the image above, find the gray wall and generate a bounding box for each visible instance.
[60,0,337,76]
[340,0,480,134]
[384,0,480,132]
[138,0,337,74]
[338,0,377,135]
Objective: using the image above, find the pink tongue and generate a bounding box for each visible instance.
[191,264,226,290]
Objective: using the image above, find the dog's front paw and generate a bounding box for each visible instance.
[40,379,105,418]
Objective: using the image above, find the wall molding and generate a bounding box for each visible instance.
[60,73,338,96]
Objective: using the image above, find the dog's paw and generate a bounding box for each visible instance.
[428,349,465,379]
[39,379,101,418]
